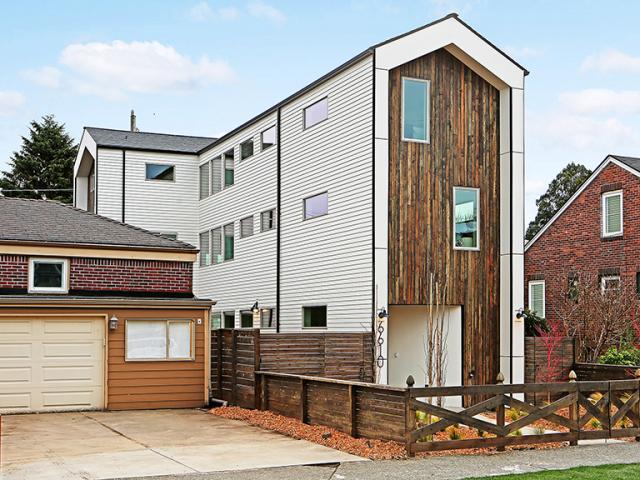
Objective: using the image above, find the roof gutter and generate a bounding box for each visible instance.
[0,239,198,255]
[0,297,215,308]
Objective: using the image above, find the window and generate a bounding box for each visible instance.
[304,192,328,219]
[303,306,327,328]
[240,311,254,328]
[211,227,223,264]
[304,97,328,129]
[240,216,254,238]
[145,163,175,181]
[261,308,275,328]
[159,232,177,240]
[568,274,579,302]
[601,275,621,294]
[126,320,193,361]
[224,149,235,187]
[223,312,235,328]
[199,231,210,266]
[88,163,95,213]
[240,139,254,160]
[211,156,222,194]
[224,223,234,261]
[636,272,640,296]
[199,162,210,199]
[211,312,221,330]
[29,258,69,293]
[453,187,479,250]
[528,281,545,319]
[261,209,276,232]
[402,77,430,142]
[261,125,276,150]
[602,191,623,237]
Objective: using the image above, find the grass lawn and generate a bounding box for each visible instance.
[469,463,640,479]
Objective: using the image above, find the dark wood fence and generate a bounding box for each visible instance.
[525,336,575,403]
[210,329,373,408]
[255,371,407,442]
[574,362,640,381]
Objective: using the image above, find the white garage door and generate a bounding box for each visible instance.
[0,316,104,413]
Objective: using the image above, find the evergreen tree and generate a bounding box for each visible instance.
[0,115,77,203]
[526,162,592,241]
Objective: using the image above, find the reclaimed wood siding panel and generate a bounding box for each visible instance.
[388,49,500,388]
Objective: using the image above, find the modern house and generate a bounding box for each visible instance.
[0,197,212,413]
[73,13,527,390]
[525,155,640,325]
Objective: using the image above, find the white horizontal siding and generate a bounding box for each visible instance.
[96,149,123,222]
[279,55,374,333]
[196,113,278,326]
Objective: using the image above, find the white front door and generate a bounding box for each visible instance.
[0,316,105,413]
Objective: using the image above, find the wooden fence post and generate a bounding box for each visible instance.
[635,369,640,442]
[216,331,223,399]
[261,373,268,411]
[253,329,261,409]
[300,378,307,423]
[349,384,357,437]
[231,329,238,405]
[405,375,415,457]
[496,372,506,452]
[568,370,578,446]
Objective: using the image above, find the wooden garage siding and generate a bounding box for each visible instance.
[107,308,207,410]
[388,49,501,388]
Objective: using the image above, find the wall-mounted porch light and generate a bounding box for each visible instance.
[251,301,260,314]
[109,315,119,330]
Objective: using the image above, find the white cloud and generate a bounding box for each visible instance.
[0,91,26,116]
[20,66,62,88]
[581,49,640,73]
[58,40,234,100]
[188,2,239,22]
[559,89,640,115]
[247,1,286,24]
[504,46,544,60]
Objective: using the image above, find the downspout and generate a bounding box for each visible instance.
[509,88,514,384]
[276,106,282,333]
[122,149,126,223]
[371,50,377,339]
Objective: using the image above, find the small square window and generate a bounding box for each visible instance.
[303,306,327,328]
[240,216,254,238]
[261,209,276,232]
[29,258,68,293]
[602,191,623,237]
[240,139,254,160]
[304,192,328,220]
[145,163,175,181]
[601,275,621,294]
[304,98,328,129]
[260,308,275,328]
[240,311,254,328]
[223,312,235,328]
[211,312,222,330]
[261,125,276,150]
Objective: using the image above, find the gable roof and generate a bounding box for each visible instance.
[525,155,640,251]
[0,196,197,252]
[85,127,216,154]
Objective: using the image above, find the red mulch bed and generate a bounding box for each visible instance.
[210,406,566,460]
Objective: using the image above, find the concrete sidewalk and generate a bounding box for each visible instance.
[124,442,640,480]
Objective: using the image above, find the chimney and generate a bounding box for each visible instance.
[130,109,138,132]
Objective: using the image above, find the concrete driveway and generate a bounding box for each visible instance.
[0,409,363,480]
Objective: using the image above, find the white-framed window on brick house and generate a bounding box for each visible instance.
[199,231,210,266]
[528,280,545,319]
[125,319,194,361]
[602,190,623,237]
[261,209,276,232]
[28,258,69,294]
[303,97,328,129]
[240,216,254,238]
[453,187,479,250]
[601,275,621,294]
[402,77,430,143]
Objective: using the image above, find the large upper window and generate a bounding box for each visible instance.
[199,231,210,266]
[602,190,623,237]
[453,187,479,250]
[126,320,193,361]
[29,258,69,294]
[304,98,328,129]
[224,149,235,187]
[303,306,327,328]
[145,163,175,181]
[402,77,430,143]
[199,162,210,200]
[240,139,254,160]
[211,227,223,264]
[224,223,235,261]
[304,192,328,220]
[261,125,276,150]
[528,281,545,319]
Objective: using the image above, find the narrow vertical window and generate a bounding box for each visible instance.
[453,187,479,250]
[211,156,222,194]
[199,231,210,266]
[224,149,234,187]
[210,227,222,264]
[402,77,430,143]
[261,209,276,232]
[602,190,623,237]
[199,161,210,200]
[224,223,234,261]
[528,280,545,318]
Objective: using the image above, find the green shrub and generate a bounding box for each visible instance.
[524,308,549,337]
[598,346,640,366]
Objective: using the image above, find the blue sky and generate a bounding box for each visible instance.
[2,0,640,223]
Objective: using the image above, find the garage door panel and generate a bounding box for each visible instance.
[0,321,32,335]
[0,366,31,383]
[43,341,97,359]
[0,392,31,410]
[0,342,32,359]
[42,390,97,408]
[43,320,94,336]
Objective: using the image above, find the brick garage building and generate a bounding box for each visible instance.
[0,197,212,413]
[525,155,640,329]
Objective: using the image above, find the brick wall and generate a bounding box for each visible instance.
[525,162,640,330]
[0,255,192,294]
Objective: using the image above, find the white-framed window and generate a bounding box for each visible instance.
[211,312,222,330]
[224,149,235,188]
[260,308,275,328]
[304,192,328,220]
[125,319,194,361]
[145,163,175,181]
[453,187,480,250]
[223,311,235,328]
[28,258,69,294]
[261,125,276,150]
[528,280,545,319]
[199,161,210,200]
[240,139,254,160]
[261,209,276,232]
[212,227,223,264]
[199,231,210,266]
[602,190,623,237]
[240,311,254,328]
[402,77,430,143]
[601,275,621,294]
[224,223,235,261]
[304,97,328,129]
[303,305,327,328]
[240,216,254,238]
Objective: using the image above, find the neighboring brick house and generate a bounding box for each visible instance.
[0,197,212,413]
[524,155,640,326]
